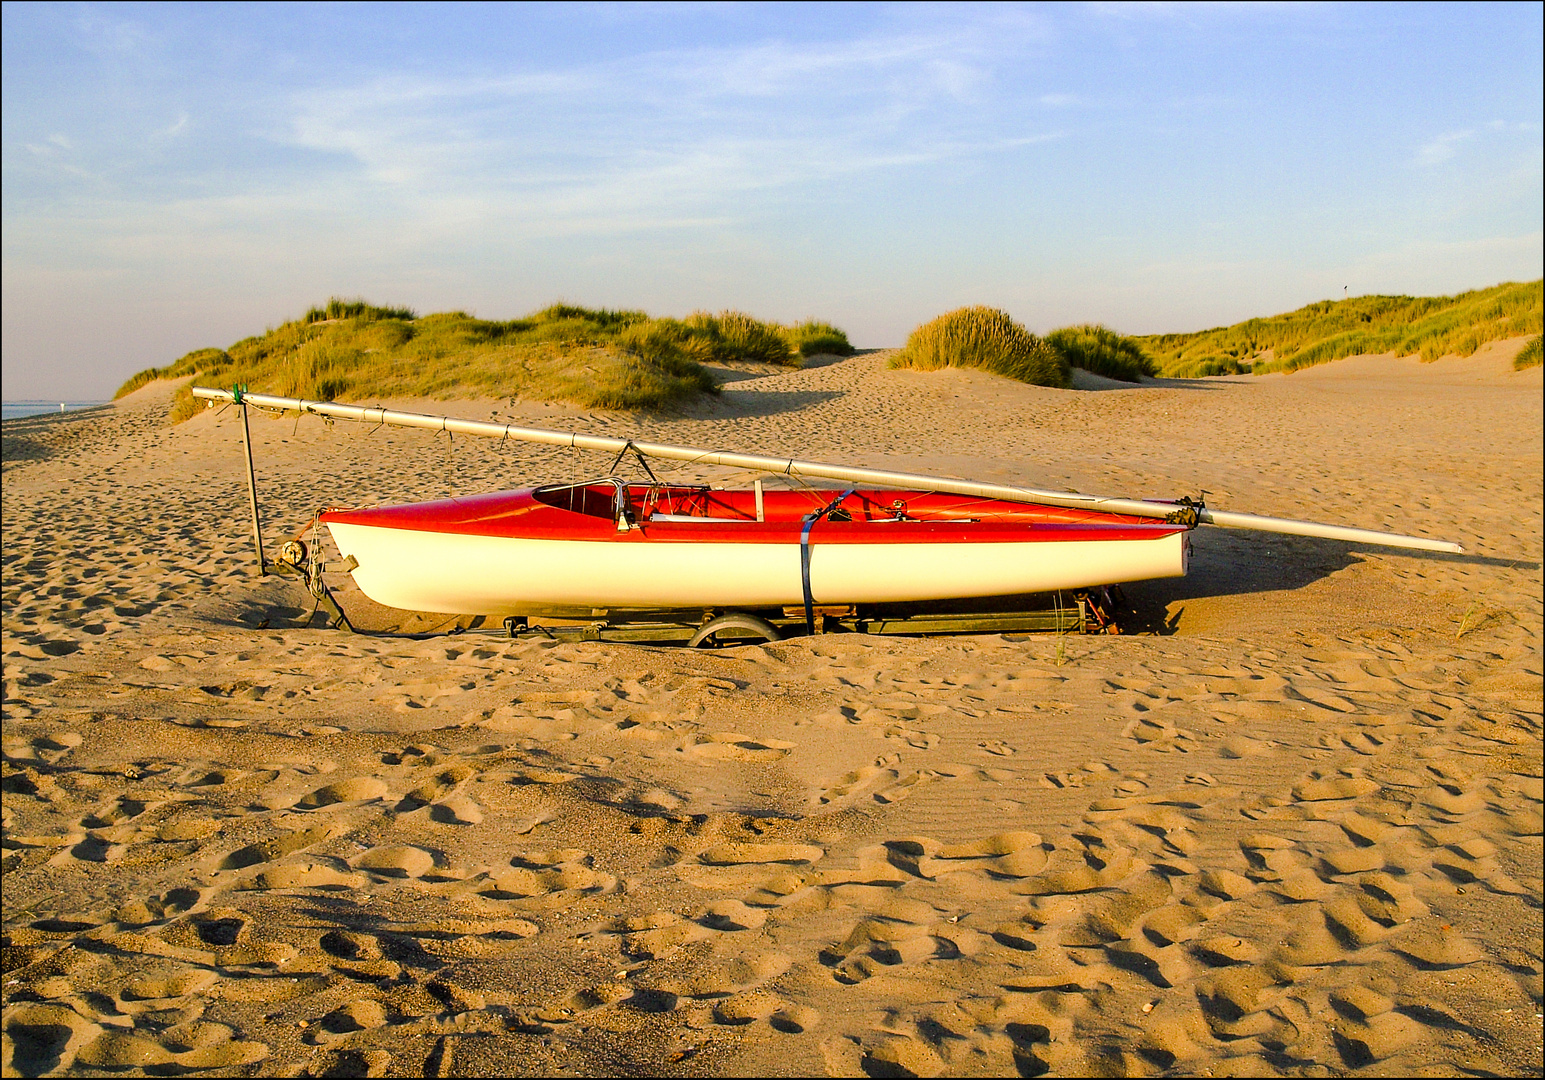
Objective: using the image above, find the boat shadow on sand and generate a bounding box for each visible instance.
[1124,531,1533,634]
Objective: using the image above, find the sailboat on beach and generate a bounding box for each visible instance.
[193,387,1462,640]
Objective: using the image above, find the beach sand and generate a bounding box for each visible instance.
[2,342,1540,1077]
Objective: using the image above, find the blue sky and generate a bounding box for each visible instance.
[3,2,1541,399]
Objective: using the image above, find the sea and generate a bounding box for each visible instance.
[1,400,110,421]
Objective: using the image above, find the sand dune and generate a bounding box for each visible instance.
[2,341,1540,1077]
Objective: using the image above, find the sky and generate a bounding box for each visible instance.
[3,2,1542,399]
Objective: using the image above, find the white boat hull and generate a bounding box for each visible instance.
[326,521,1188,616]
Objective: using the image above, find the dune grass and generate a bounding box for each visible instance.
[1515,335,1542,370]
[118,300,853,421]
[304,298,418,323]
[890,307,1070,388]
[784,320,856,358]
[1044,324,1157,382]
[683,310,795,366]
[1138,280,1543,378]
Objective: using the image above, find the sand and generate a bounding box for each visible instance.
[2,341,1540,1078]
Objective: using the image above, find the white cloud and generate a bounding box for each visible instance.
[25,135,74,158]
[270,21,1061,231]
[1418,129,1474,165]
[1416,120,1543,167]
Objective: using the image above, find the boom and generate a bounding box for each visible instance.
[191,387,1463,554]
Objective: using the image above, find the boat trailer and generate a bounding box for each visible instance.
[269,532,1125,644]
[496,589,1124,646]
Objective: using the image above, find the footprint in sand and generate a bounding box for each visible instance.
[1430,835,1527,894]
[294,776,389,809]
[304,999,388,1045]
[380,744,439,766]
[682,732,794,764]
[301,1049,392,1078]
[884,725,940,750]
[111,886,208,925]
[1318,729,1388,755]
[820,897,958,984]
[219,824,338,871]
[676,862,787,891]
[13,730,84,766]
[429,793,483,825]
[479,853,616,904]
[816,755,940,807]
[178,766,251,788]
[396,765,474,809]
[1391,921,1486,968]
[1122,717,1197,753]
[388,679,475,712]
[698,842,824,866]
[1292,770,1380,802]
[894,831,1050,880]
[1219,734,1271,759]
[769,1003,821,1034]
[677,950,792,997]
[1011,838,1139,896]
[352,845,439,879]
[1058,872,1178,971]
[80,795,154,829]
[700,899,768,931]
[612,714,689,741]
[817,763,888,804]
[610,911,713,960]
[846,1037,948,1079]
[240,861,366,891]
[871,769,938,804]
[74,1028,269,1071]
[118,964,218,1004]
[712,988,785,1025]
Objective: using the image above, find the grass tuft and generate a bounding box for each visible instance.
[1044,324,1157,382]
[1139,280,1542,378]
[890,307,1070,388]
[1455,598,1483,642]
[683,310,800,367]
[1515,335,1542,370]
[784,320,856,358]
[119,302,849,421]
[303,297,418,323]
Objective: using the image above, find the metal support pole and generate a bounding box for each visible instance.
[238,399,266,575]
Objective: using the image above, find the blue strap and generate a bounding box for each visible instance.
[800,516,817,634]
[799,488,856,636]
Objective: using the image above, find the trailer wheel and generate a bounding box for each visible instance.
[688,613,782,647]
